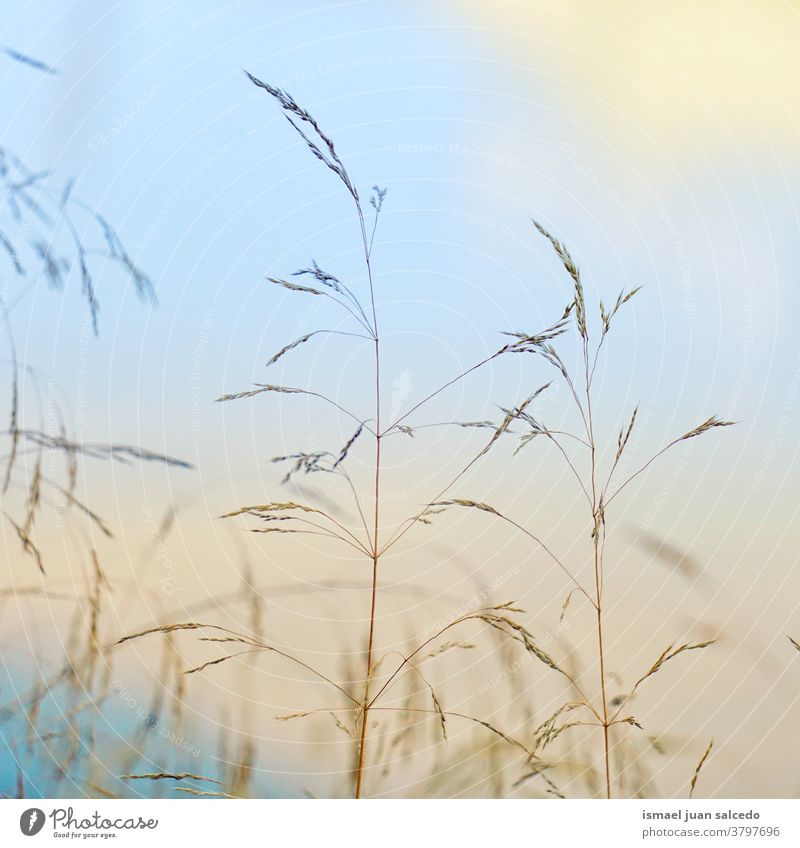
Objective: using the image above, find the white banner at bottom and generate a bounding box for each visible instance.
[1,798,797,847]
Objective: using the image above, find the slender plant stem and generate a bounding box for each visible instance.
[355,207,381,799]
[585,335,612,799]
[594,534,611,799]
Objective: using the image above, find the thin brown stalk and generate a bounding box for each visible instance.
[587,335,612,799]
[354,200,381,800]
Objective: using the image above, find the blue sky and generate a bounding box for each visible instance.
[1,2,794,563]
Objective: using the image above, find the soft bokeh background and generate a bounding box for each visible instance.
[1,0,798,798]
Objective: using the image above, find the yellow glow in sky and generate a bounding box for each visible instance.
[458,0,800,153]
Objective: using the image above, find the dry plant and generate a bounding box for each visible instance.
[119,73,736,799]
[424,221,733,797]
[0,47,202,799]
[0,514,260,799]
[0,48,183,574]
[1,52,736,798]
[118,73,585,798]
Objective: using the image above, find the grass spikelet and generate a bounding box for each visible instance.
[1,45,57,74]
[503,309,573,350]
[85,549,106,684]
[22,450,42,534]
[265,332,316,366]
[677,417,736,442]
[429,686,447,743]
[117,622,208,644]
[271,450,330,483]
[423,641,475,660]
[455,715,531,757]
[532,703,582,753]
[18,431,192,468]
[219,501,325,519]
[275,711,313,722]
[615,406,638,463]
[215,383,307,402]
[643,640,716,681]
[0,230,25,273]
[430,498,500,516]
[333,424,364,469]
[532,220,585,338]
[292,260,343,292]
[183,650,260,676]
[599,286,642,336]
[1,302,19,495]
[512,761,560,793]
[244,71,358,200]
[4,512,45,574]
[266,276,324,296]
[173,788,233,797]
[689,739,713,799]
[559,589,579,623]
[121,772,221,783]
[49,482,114,537]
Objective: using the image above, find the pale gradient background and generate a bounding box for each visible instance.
[1,0,798,798]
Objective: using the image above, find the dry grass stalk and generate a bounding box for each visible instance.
[9,57,732,799]
[121,772,221,783]
[689,739,714,799]
[470,220,733,797]
[118,73,611,799]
